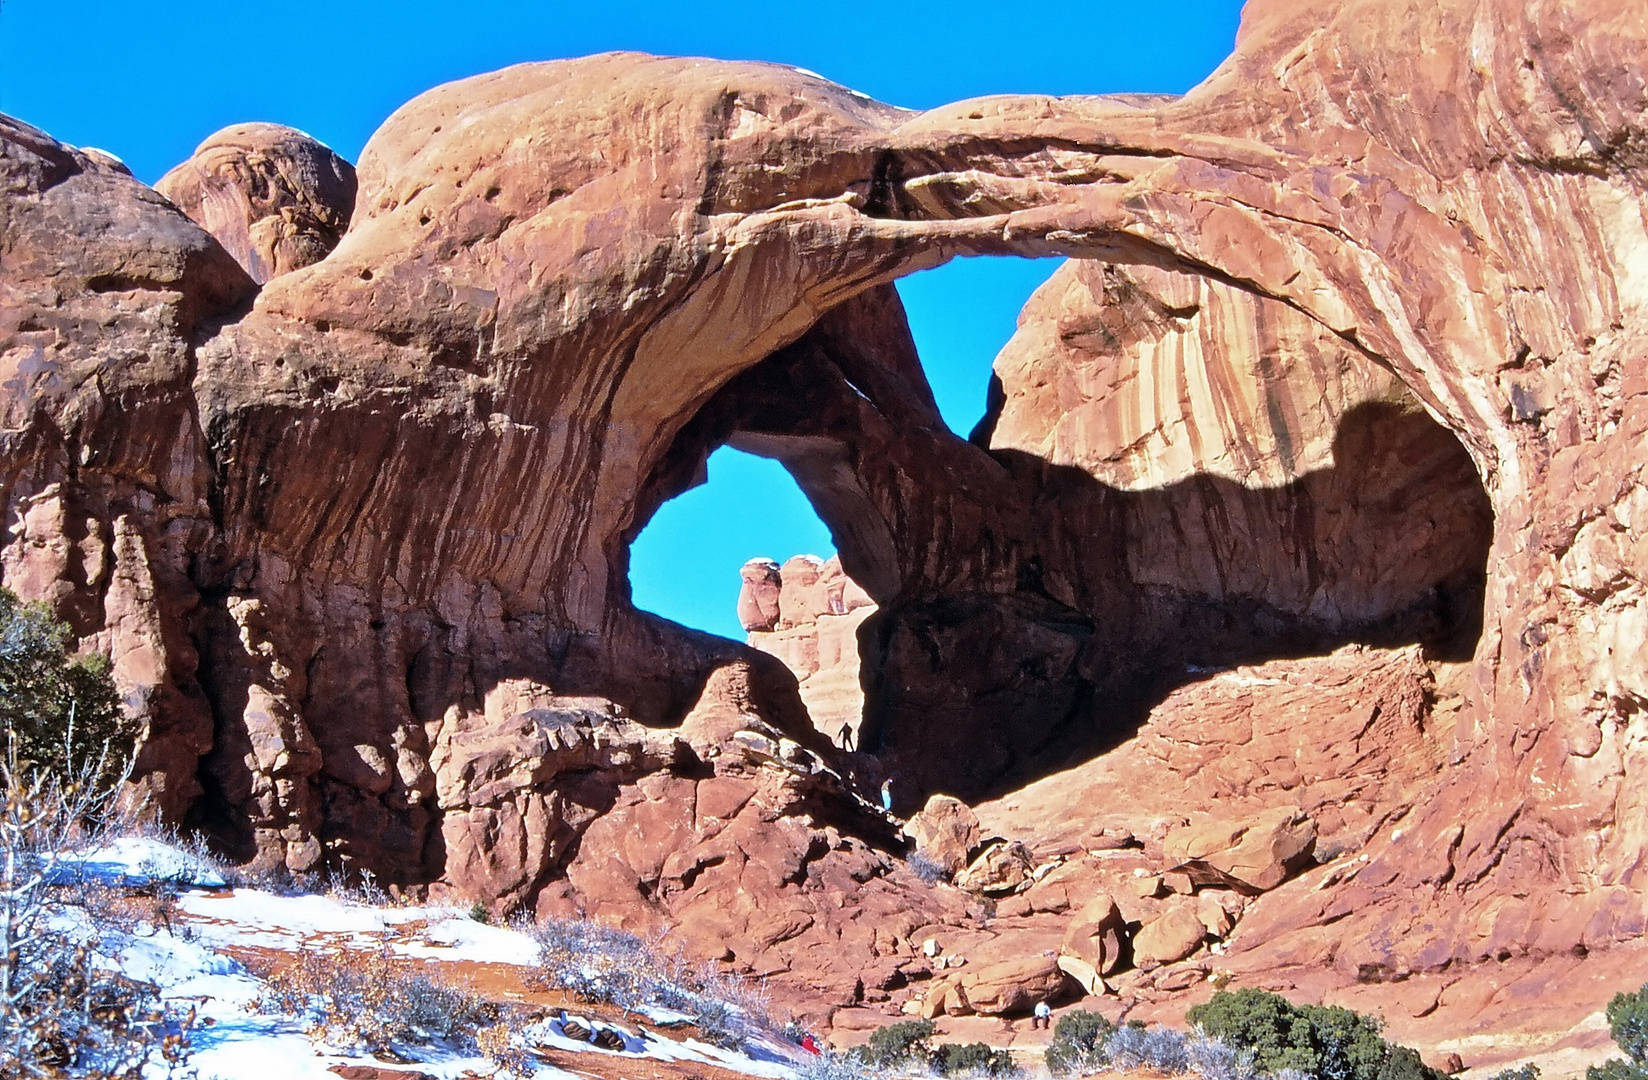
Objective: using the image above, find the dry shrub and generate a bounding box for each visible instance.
[476,1021,535,1078]
[1,749,196,1078]
[0,589,196,1078]
[528,915,770,1049]
[253,944,498,1053]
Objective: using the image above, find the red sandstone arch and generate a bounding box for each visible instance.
[3,0,1646,982]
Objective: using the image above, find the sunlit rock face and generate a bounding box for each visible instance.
[3,0,1648,1035]
[157,123,356,285]
[738,554,874,746]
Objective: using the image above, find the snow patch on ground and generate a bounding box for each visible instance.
[81,840,804,1079]
[58,835,228,888]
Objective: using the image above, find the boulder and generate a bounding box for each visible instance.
[1163,808,1317,893]
[1021,862,1085,915]
[1057,954,1108,997]
[1060,894,1129,978]
[919,978,971,1019]
[905,794,982,875]
[955,840,1036,895]
[1196,893,1237,938]
[1133,901,1208,970]
[923,954,1071,1017]
[156,122,355,283]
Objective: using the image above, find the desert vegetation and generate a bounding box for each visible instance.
[1035,990,1455,1080]
[1043,1011,1251,1080]
[1588,984,1648,1080]
[1186,988,1445,1080]
[528,914,774,1049]
[811,1018,1019,1078]
[0,589,192,1078]
[252,944,501,1055]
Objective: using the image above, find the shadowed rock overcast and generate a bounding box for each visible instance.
[3,0,1648,1073]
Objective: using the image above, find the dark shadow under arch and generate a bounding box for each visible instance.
[634,275,1493,807]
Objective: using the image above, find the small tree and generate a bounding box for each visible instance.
[1588,983,1648,1080]
[1046,1010,1116,1077]
[932,1040,1021,1077]
[0,589,125,786]
[1188,988,1444,1080]
[855,1019,936,1069]
[0,590,175,1077]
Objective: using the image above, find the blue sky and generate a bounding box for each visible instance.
[0,0,1243,639]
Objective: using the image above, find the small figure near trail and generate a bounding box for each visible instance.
[1032,999,1052,1030]
[838,721,854,752]
[880,777,893,812]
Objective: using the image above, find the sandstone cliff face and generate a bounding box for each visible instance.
[992,257,1494,653]
[739,554,874,745]
[3,0,1647,1039]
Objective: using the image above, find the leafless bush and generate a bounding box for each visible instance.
[1107,1023,1191,1074]
[253,943,499,1054]
[0,750,193,1078]
[476,1020,535,1077]
[795,1050,884,1080]
[908,851,949,885]
[1188,1031,1261,1080]
[528,915,771,1049]
[530,917,657,1012]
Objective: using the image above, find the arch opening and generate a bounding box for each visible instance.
[628,445,834,642]
[627,253,1494,806]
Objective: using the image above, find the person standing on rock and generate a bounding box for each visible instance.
[881,778,893,812]
[838,722,854,752]
[1032,1000,1052,1030]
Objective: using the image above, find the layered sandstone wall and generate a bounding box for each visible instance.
[738,554,874,744]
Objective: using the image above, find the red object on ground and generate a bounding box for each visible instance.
[801,1035,820,1055]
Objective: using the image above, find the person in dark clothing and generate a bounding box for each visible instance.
[838,722,854,751]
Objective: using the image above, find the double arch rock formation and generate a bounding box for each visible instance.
[2,0,1646,1010]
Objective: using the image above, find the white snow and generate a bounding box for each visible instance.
[174,887,551,970]
[79,146,128,166]
[635,1002,697,1025]
[59,835,228,888]
[70,840,806,1079]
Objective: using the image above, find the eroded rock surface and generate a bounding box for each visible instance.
[739,554,874,744]
[3,0,1647,1058]
[157,123,356,284]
